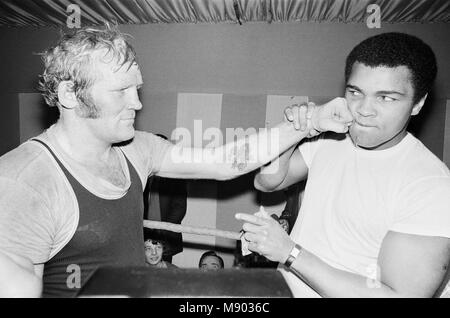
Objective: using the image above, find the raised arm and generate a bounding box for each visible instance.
[158,98,353,182]
[254,146,308,192]
[157,120,309,180]
[255,98,353,192]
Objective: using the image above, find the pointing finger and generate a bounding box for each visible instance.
[235,213,267,226]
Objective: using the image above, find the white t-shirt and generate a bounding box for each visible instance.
[280,132,450,297]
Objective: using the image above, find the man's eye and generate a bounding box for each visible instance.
[380,96,396,102]
[348,90,361,96]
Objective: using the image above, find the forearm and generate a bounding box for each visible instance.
[237,208,407,297]
[200,122,308,180]
[160,97,352,180]
[288,247,404,298]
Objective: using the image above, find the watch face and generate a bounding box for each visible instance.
[292,244,302,257]
[285,245,302,268]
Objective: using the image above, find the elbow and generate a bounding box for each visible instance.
[254,176,277,192]
[215,170,239,181]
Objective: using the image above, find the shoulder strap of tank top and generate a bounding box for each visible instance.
[31,138,61,163]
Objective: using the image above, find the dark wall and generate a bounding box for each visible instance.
[0,93,20,155]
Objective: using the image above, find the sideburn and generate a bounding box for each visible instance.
[75,93,101,119]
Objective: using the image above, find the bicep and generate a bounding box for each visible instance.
[378,231,450,297]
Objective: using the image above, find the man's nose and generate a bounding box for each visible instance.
[129,89,143,110]
[355,97,376,117]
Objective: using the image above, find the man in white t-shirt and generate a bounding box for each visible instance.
[237,32,450,297]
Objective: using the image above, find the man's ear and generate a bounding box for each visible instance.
[411,94,428,116]
[57,81,78,109]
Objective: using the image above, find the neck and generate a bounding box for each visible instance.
[53,116,113,163]
[356,129,408,151]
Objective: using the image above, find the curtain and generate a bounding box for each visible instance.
[0,0,448,27]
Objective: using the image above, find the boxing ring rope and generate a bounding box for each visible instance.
[80,220,295,297]
[143,220,242,241]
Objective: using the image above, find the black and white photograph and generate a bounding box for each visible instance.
[0,0,449,300]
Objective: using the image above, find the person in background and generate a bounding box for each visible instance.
[144,228,177,269]
[278,182,305,234]
[271,214,290,234]
[145,134,187,263]
[199,251,224,270]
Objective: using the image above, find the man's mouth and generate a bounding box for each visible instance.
[354,121,375,128]
[122,112,136,120]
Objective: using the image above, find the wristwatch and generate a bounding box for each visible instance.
[284,244,302,268]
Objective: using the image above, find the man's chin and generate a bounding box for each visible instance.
[113,129,135,144]
[349,131,378,148]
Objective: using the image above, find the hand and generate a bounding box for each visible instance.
[235,209,295,263]
[284,102,318,137]
[284,98,353,136]
[310,97,353,133]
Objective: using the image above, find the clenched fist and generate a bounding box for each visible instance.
[285,98,353,136]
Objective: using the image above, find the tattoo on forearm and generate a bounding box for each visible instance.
[230,136,250,171]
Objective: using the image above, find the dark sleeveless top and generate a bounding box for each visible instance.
[34,140,146,298]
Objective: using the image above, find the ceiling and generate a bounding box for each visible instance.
[0,0,448,27]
